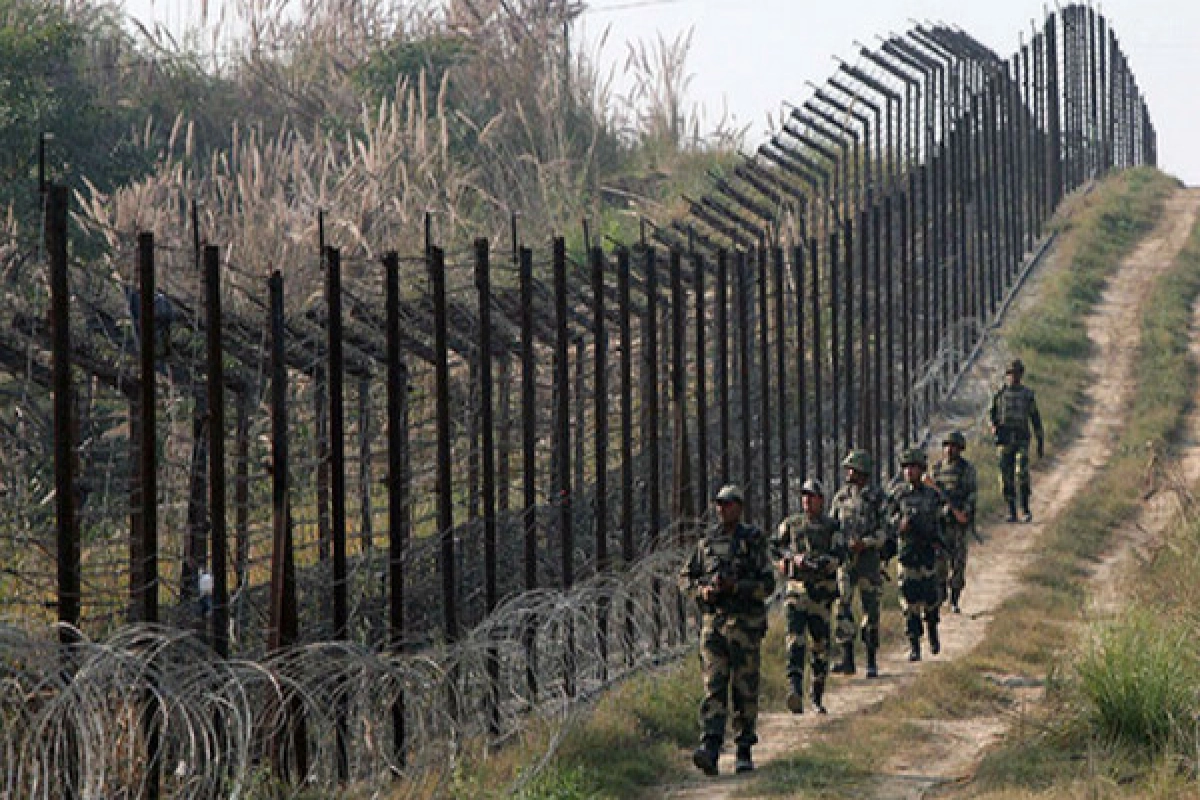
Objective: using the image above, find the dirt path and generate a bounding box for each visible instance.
[664,187,1200,800]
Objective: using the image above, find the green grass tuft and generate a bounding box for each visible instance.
[1074,609,1200,753]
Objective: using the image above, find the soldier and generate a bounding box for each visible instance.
[829,450,890,679]
[989,358,1044,522]
[889,448,946,662]
[929,431,978,613]
[773,478,846,715]
[680,484,776,776]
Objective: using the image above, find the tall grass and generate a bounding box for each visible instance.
[1076,609,1199,753]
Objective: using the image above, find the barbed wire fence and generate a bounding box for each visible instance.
[0,4,1157,797]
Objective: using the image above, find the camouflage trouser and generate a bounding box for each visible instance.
[942,523,969,594]
[898,562,941,638]
[699,612,766,747]
[997,440,1031,504]
[834,569,882,649]
[784,591,834,682]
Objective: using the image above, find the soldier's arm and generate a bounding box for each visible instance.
[771,520,795,576]
[831,520,850,563]
[879,489,903,543]
[771,520,794,561]
[1030,392,1045,454]
[934,513,949,550]
[965,463,979,515]
[989,388,1002,430]
[734,531,776,601]
[678,543,704,597]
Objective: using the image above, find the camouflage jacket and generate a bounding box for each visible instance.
[773,512,846,604]
[829,483,889,577]
[887,481,945,569]
[989,384,1044,445]
[680,521,775,616]
[930,456,978,526]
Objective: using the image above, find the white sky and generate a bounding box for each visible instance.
[578,0,1200,185]
[122,0,1200,185]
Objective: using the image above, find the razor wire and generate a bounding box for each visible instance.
[0,535,695,798]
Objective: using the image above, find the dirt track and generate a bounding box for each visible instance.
[664,186,1200,800]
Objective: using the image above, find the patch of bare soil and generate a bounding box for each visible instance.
[664,187,1200,800]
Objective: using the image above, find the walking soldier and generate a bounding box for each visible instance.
[680,485,776,776]
[829,450,890,679]
[773,478,846,715]
[989,358,1044,522]
[889,448,946,662]
[929,431,978,613]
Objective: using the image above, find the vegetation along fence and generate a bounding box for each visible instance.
[0,4,1154,797]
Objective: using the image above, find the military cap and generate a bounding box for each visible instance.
[714,484,744,504]
[842,449,873,473]
[800,478,825,497]
[900,447,928,467]
[1005,358,1025,376]
[942,431,966,448]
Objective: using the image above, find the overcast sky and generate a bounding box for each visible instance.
[123,0,1199,185]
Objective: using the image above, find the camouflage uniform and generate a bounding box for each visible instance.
[930,446,977,612]
[679,505,775,769]
[989,360,1044,521]
[888,449,946,661]
[773,497,845,712]
[829,456,890,677]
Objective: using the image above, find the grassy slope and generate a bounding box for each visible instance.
[968,177,1200,799]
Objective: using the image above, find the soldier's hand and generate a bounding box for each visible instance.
[700,585,720,604]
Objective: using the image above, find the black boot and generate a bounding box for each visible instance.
[1006,497,1018,523]
[950,587,962,613]
[908,636,921,662]
[810,678,827,714]
[831,642,856,675]
[864,629,879,678]
[692,740,720,776]
[786,675,805,714]
[1020,489,1032,522]
[734,744,754,774]
[906,615,922,661]
[927,615,941,655]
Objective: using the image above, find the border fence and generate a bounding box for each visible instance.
[0,5,1155,797]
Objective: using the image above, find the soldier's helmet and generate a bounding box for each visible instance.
[800,478,825,497]
[942,431,967,449]
[714,484,744,504]
[1005,358,1025,376]
[842,449,873,473]
[900,447,928,468]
